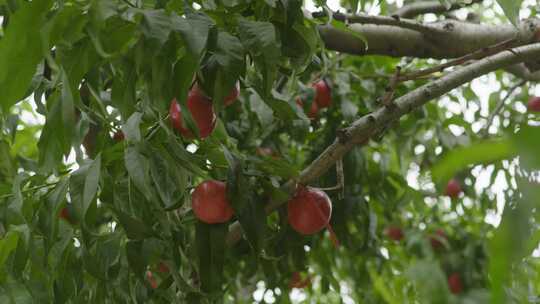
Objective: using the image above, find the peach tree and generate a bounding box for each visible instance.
[0,0,540,303]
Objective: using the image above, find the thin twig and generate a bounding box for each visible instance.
[312,11,444,36]
[394,0,483,19]
[482,80,526,136]
[399,38,518,82]
[336,159,344,199]
[417,189,438,198]
[381,66,401,106]
[0,182,59,200]
[145,114,170,140]
[316,158,345,193]
[317,185,343,191]
[121,0,137,7]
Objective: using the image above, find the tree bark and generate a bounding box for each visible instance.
[318,18,539,59]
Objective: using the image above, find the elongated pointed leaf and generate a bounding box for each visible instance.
[431,139,516,184]
[70,155,101,223]
[124,145,154,203]
[225,149,266,252]
[0,0,53,111]
[495,0,523,25]
[196,222,227,294]
[149,147,186,208]
[122,112,143,142]
[115,209,154,240]
[0,231,19,270]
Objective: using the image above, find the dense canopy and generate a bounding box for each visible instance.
[0,0,540,303]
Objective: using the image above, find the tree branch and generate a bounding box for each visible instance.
[381,66,401,105]
[318,19,539,59]
[482,80,526,136]
[394,0,483,19]
[225,42,540,247]
[398,38,517,81]
[505,63,540,81]
[312,12,445,36]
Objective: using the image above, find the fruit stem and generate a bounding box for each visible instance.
[326,224,340,248]
[313,159,344,198]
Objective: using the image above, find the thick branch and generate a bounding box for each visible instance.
[319,19,539,59]
[394,0,483,18]
[226,43,540,246]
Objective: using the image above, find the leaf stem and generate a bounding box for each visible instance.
[0,182,59,199]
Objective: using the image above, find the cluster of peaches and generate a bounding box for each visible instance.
[60,83,540,293]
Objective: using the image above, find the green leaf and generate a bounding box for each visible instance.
[489,181,539,304]
[224,150,248,212]
[172,52,198,102]
[290,20,319,65]
[196,222,227,294]
[60,69,76,146]
[238,20,281,96]
[149,44,176,111]
[124,144,154,203]
[46,178,69,239]
[164,136,206,176]
[89,0,117,25]
[199,31,245,111]
[139,9,172,46]
[7,174,24,220]
[126,240,146,275]
[10,175,33,223]
[171,13,213,57]
[111,60,137,118]
[37,92,76,172]
[0,231,19,270]
[122,112,143,142]
[495,0,523,25]
[225,150,266,252]
[34,105,61,170]
[406,260,450,302]
[431,139,516,184]
[149,147,186,209]
[248,91,274,127]
[69,155,101,223]
[82,233,122,281]
[47,5,88,46]
[264,92,299,121]
[98,17,138,56]
[115,209,154,240]
[349,0,359,13]
[330,20,368,51]
[367,263,399,304]
[0,0,52,111]
[512,125,540,170]
[57,38,100,96]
